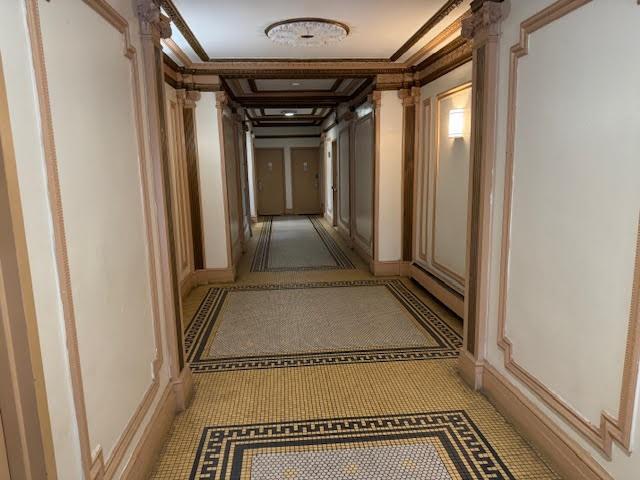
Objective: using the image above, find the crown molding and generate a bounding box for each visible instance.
[161,0,469,67]
[390,0,466,61]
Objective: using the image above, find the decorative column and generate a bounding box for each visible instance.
[458,0,508,389]
[398,87,421,265]
[182,90,205,270]
[137,0,192,409]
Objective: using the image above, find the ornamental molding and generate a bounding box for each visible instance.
[462,0,508,40]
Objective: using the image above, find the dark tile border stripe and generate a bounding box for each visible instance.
[189,410,516,480]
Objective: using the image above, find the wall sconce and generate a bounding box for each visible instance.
[448,108,465,138]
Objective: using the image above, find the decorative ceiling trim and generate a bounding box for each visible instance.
[404,10,469,65]
[161,0,466,66]
[161,0,209,61]
[265,18,350,47]
[390,0,466,61]
[331,78,344,92]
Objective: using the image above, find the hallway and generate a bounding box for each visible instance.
[151,217,559,479]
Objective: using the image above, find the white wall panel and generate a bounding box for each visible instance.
[40,0,156,462]
[485,1,640,477]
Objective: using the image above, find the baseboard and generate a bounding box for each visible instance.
[371,260,411,277]
[410,264,464,317]
[191,267,236,286]
[352,238,372,267]
[482,363,613,480]
[172,365,194,412]
[179,272,197,299]
[285,208,294,214]
[121,383,176,480]
[457,350,483,390]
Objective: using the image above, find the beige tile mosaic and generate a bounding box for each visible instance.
[150,217,561,480]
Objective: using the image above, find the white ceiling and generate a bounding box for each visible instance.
[171,0,454,60]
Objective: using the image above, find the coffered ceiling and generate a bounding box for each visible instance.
[161,0,473,127]
[225,77,372,127]
[161,0,471,65]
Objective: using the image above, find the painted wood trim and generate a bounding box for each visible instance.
[497,0,639,458]
[24,1,167,477]
[410,263,464,318]
[482,363,614,480]
[120,383,176,479]
[0,52,57,479]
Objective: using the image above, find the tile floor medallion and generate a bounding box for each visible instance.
[251,216,354,272]
[185,280,461,373]
[150,217,562,480]
[190,412,515,479]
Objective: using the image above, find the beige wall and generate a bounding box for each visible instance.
[253,127,321,211]
[194,92,229,269]
[377,90,403,262]
[416,62,472,293]
[484,1,640,478]
[3,0,178,476]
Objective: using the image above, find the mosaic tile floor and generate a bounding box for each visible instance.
[251,216,354,272]
[151,217,562,480]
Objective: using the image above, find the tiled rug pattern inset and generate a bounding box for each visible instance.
[189,411,516,480]
[250,216,354,272]
[251,444,452,480]
[185,280,461,373]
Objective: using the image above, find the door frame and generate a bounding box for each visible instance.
[254,147,287,216]
[0,56,57,479]
[290,146,321,215]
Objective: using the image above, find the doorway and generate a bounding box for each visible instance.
[291,147,321,214]
[255,148,286,215]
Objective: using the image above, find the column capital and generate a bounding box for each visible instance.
[462,0,508,42]
[137,0,172,42]
[398,87,421,107]
[215,91,230,110]
[369,90,382,110]
[175,88,187,105]
[184,90,201,108]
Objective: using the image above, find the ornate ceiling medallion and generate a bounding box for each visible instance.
[265,18,349,47]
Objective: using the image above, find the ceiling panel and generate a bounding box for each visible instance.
[263,107,314,115]
[171,0,452,59]
[254,79,337,91]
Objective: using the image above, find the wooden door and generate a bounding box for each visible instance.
[331,140,338,226]
[291,147,321,214]
[255,148,285,215]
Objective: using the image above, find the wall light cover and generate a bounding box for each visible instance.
[448,108,465,138]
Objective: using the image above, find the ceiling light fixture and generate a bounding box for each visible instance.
[265,18,349,47]
[283,111,295,117]
[291,82,301,86]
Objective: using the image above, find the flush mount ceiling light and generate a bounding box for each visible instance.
[282,111,296,117]
[265,18,349,47]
